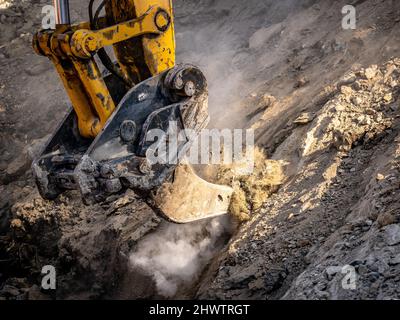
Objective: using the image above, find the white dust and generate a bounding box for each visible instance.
[129,216,230,297]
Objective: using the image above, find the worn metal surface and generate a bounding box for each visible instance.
[32,1,231,223]
[33,0,175,138]
[105,0,175,82]
[34,28,117,138]
[33,65,231,222]
[151,163,233,223]
[74,65,209,201]
[70,6,169,59]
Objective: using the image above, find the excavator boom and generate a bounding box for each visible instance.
[32,0,233,223]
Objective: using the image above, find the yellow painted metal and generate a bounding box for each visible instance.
[133,0,175,75]
[105,0,175,82]
[33,0,176,139]
[34,30,113,138]
[139,0,175,75]
[71,58,116,126]
[34,31,100,137]
[70,6,163,59]
[54,59,103,138]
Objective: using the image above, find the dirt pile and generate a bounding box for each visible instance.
[1,189,159,299]
[217,148,285,222]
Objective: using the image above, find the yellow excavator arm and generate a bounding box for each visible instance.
[34,0,175,138]
[32,0,233,223]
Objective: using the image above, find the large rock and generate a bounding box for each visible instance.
[383,224,400,246]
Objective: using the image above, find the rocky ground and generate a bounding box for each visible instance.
[198,59,400,299]
[1,0,400,300]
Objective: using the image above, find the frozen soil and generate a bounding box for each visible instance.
[1,0,400,299]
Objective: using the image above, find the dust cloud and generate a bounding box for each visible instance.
[129,216,232,297]
[177,28,247,130]
[130,0,312,298]
[174,0,311,129]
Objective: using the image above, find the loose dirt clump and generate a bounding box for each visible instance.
[217,148,285,222]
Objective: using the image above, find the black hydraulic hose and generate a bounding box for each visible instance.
[89,0,95,27]
[88,0,132,87]
[94,0,107,27]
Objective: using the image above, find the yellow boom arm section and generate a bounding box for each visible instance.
[33,0,175,138]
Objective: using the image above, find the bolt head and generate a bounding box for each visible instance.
[120,120,137,143]
[184,81,196,96]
